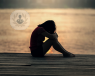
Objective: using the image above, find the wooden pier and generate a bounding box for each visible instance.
[0,53,95,76]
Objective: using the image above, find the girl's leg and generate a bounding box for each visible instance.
[52,39,75,57]
[42,39,53,55]
[42,38,75,57]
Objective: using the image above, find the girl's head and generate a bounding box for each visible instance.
[38,20,56,34]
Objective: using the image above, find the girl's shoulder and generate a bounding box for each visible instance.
[37,27,46,34]
[37,27,45,30]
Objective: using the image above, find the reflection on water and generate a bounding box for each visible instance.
[0,9,95,54]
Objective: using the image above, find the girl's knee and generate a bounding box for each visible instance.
[48,38,58,41]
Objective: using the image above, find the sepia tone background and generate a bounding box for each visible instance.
[0,0,95,54]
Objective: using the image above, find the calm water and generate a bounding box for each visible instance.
[0,9,95,54]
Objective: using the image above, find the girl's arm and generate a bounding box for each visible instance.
[41,31,58,39]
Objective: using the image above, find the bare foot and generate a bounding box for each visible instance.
[63,52,75,57]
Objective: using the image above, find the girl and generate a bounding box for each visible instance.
[29,20,75,57]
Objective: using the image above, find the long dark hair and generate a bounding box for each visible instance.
[38,20,56,34]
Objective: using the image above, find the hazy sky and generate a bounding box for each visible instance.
[0,0,95,8]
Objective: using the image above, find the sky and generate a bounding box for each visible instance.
[0,0,95,9]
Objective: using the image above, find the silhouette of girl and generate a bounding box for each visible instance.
[29,20,75,57]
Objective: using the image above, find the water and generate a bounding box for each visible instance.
[0,9,95,54]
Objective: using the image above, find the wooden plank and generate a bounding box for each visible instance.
[0,53,95,76]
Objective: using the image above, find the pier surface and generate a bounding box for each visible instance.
[0,53,95,76]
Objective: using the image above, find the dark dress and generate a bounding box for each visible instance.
[29,26,46,57]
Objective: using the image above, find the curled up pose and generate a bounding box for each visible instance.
[29,20,75,57]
